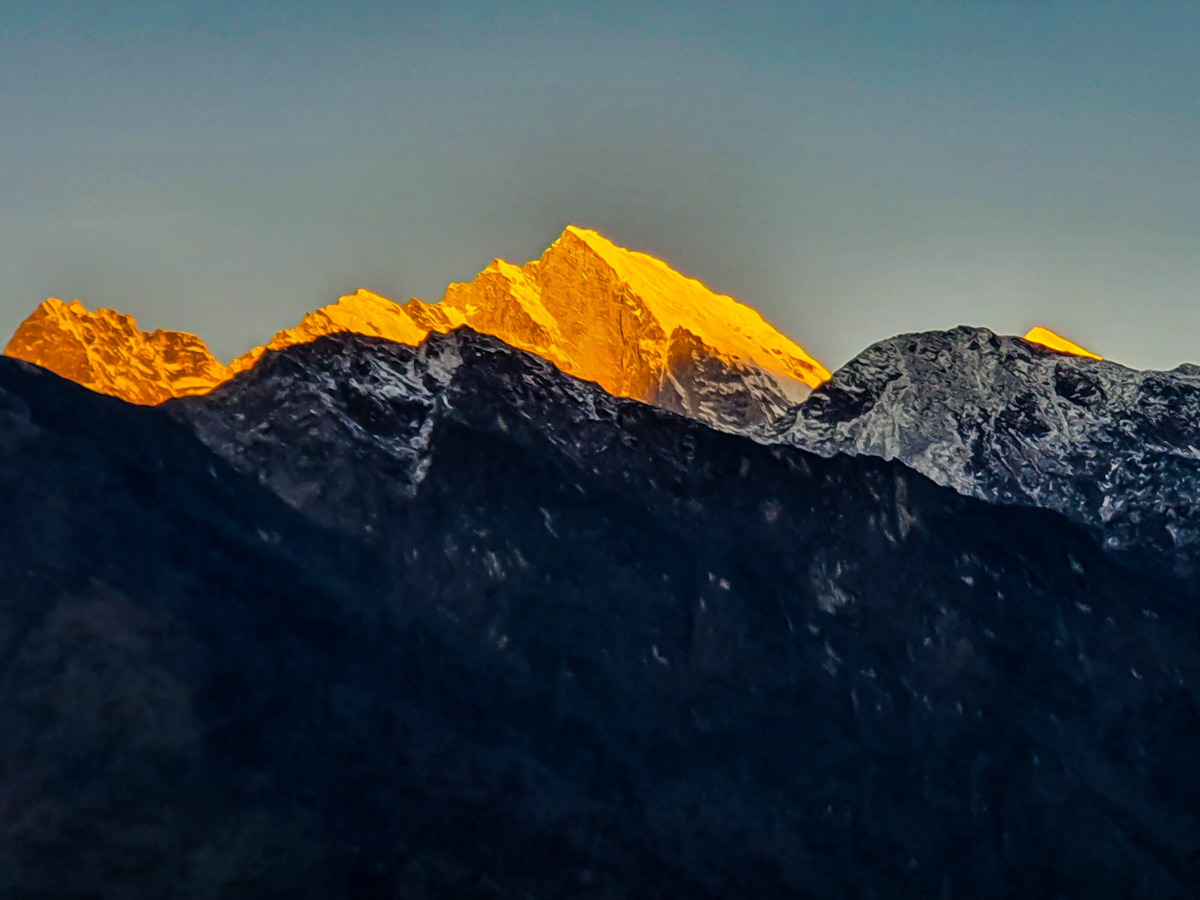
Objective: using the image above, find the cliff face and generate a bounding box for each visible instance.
[4,299,229,405]
[4,228,827,431]
[532,226,828,393]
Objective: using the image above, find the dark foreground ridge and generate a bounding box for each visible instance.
[0,331,1198,898]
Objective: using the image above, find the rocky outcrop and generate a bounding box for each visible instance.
[773,325,1200,577]
[4,298,228,404]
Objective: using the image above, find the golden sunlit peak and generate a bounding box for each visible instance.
[4,228,830,418]
[226,288,430,375]
[1024,327,1102,361]
[4,297,229,405]
[553,225,831,389]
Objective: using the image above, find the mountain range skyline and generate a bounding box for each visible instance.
[4,220,1195,900]
[5,3,1198,375]
[7,3,1199,896]
[5,225,1109,416]
[0,220,1143,375]
[4,226,834,433]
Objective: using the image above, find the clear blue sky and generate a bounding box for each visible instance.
[2,0,1197,369]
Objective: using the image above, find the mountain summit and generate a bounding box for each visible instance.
[773,325,1200,577]
[1023,326,1102,359]
[4,227,828,431]
[223,226,829,430]
[4,298,229,405]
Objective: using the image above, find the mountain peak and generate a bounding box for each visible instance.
[227,288,429,375]
[554,225,830,390]
[6,231,827,431]
[429,224,832,422]
[772,324,1200,577]
[4,297,228,404]
[1024,326,1102,360]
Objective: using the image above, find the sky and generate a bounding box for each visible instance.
[1,0,1197,370]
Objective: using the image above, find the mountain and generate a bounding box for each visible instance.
[4,298,229,404]
[230,226,829,431]
[0,355,384,898]
[771,325,1200,578]
[433,226,830,422]
[165,329,1200,898]
[4,333,1200,897]
[1023,326,1102,360]
[224,287,429,376]
[4,227,828,431]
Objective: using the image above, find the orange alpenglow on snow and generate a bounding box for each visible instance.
[4,298,229,405]
[1023,327,1102,361]
[237,225,830,403]
[3,226,830,408]
[227,288,430,375]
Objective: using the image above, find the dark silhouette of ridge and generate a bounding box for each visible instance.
[0,335,1196,899]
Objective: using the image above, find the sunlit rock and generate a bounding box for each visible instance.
[1024,326,1102,360]
[228,289,429,375]
[4,228,828,431]
[4,298,228,405]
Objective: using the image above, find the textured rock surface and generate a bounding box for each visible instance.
[772,326,1200,578]
[4,298,229,404]
[169,330,1200,897]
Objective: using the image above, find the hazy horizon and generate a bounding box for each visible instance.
[3,1,1197,371]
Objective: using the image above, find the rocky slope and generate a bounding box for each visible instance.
[161,329,1200,897]
[4,298,229,404]
[772,325,1200,578]
[5,227,827,432]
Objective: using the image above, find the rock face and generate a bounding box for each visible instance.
[772,325,1200,578]
[3,337,1200,897]
[227,226,827,432]
[4,298,229,404]
[171,325,827,536]
[441,226,830,421]
[4,227,828,432]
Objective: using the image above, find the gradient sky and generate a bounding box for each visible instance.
[2,0,1197,370]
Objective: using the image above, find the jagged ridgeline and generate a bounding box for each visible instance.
[775,326,1200,579]
[3,227,828,432]
[6,227,1200,898]
[2,329,1197,898]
